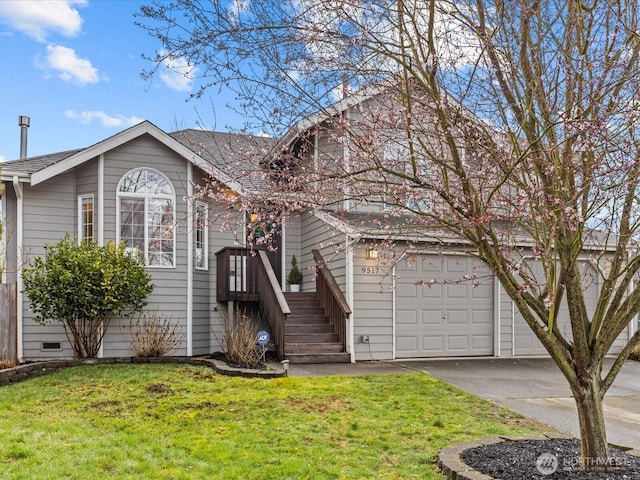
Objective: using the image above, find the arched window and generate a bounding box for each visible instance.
[117,169,175,267]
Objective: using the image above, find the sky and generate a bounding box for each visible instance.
[0,0,245,162]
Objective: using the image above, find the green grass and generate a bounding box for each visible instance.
[0,364,550,479]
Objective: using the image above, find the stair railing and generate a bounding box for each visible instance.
[256,250,290,359]
[312,249,351,347]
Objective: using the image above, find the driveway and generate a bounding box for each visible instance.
[395,357,640,451]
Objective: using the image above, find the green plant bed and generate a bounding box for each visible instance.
[0,364,552,479]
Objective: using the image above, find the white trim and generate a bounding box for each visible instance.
[98,154,104,247]
[1,188,5,285]
[392,261,397,360]
[30,121,244,193]
[511,299,516,357]
[186,164,193,356]
[494,276,501,357]
[281,216,286,290]
[77,194,94,243]
[194,201,209,271]
[345,236,355,362]
[116,168,177,268]
[12,176,23,361]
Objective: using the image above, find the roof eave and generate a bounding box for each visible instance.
[29,121,245,193]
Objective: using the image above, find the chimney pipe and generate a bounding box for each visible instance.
[19,115,30,159]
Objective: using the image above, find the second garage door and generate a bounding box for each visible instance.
[395,254,494,358]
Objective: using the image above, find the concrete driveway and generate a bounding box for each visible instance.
[396,357,640,451]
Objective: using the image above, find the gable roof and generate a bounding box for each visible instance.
[170,129,278,191]
[0,121,276,192]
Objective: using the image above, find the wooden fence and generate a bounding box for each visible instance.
[0,283,17,363]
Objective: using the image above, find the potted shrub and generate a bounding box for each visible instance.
[287,254,302,292]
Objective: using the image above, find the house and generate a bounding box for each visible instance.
[1,89,635,363]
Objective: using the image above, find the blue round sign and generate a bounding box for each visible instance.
[256,330,270,346]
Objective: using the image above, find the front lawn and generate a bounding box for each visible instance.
[0,364,551,479]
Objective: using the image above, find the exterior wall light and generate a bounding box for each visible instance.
[366,248,379,260]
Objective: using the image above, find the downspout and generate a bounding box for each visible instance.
[13,176,23,361]
[281,214,286,291]
[494,276,501,357]
[345,235,355,362]
[186,164,193,356]
[98,154,104,247]
[512,299,516,357]
[391,252,407,360]
[97,154,105,358]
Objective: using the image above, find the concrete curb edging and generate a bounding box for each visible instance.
[0,356,285,386]
[437,434,640,480]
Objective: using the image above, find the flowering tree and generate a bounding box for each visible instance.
[138,0,640,471]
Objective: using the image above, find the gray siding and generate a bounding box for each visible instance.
[74,157,99,241]
[300,212,347,293]
[101,135,190,356]
[284,215,301,290]
[352,242,394,360]
[21,173,76,358]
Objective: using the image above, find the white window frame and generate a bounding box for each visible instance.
[78,194,94,244]
[195,201,208,270]
[116,168,176,268]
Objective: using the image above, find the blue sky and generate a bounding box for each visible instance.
[0,0,245,162]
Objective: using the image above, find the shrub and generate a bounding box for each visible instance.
[0,347,15,369]
[220,310,263,368]
[22,235,153,358]
[630,341,640,361]
[125,310,182,357]
[287,254,302,285]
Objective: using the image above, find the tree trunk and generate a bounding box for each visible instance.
[572,375,612,472]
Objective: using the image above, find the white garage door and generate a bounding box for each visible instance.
[395,255,494,358]
[513,261,613,356]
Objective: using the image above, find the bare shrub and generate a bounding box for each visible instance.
[125,310,182,357]
[220,310,263,368]
[0,347,16,370]
[630,341,640,361]
[0,358,16,370]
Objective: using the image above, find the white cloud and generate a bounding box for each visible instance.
[159,51,197,92]
[0,0,86,42]
[0,155,6,163]
[65,110,144,128]
[36,44,99,86]
[229,0,249,23]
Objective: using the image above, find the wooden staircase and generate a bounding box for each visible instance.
[284,292,351,364]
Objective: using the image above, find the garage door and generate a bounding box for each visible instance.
[395,255,494,358]
[513,261,606,356]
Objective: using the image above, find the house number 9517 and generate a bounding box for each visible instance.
[361,267,381,274]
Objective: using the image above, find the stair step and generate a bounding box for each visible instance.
[288,315,330,324]
[286,333,339,343]
[276,290,347,362]
[285,342,346,354]
[284,292,316,300]
[289,310,326,318]
[287,324,333,334]
[286,352,351,364]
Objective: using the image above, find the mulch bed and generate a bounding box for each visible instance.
[461,438,640,479]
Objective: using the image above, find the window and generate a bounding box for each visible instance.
[117,169,175,267]
[382,134,431,213]
[195,201,208,270]
[78,195,94,243]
